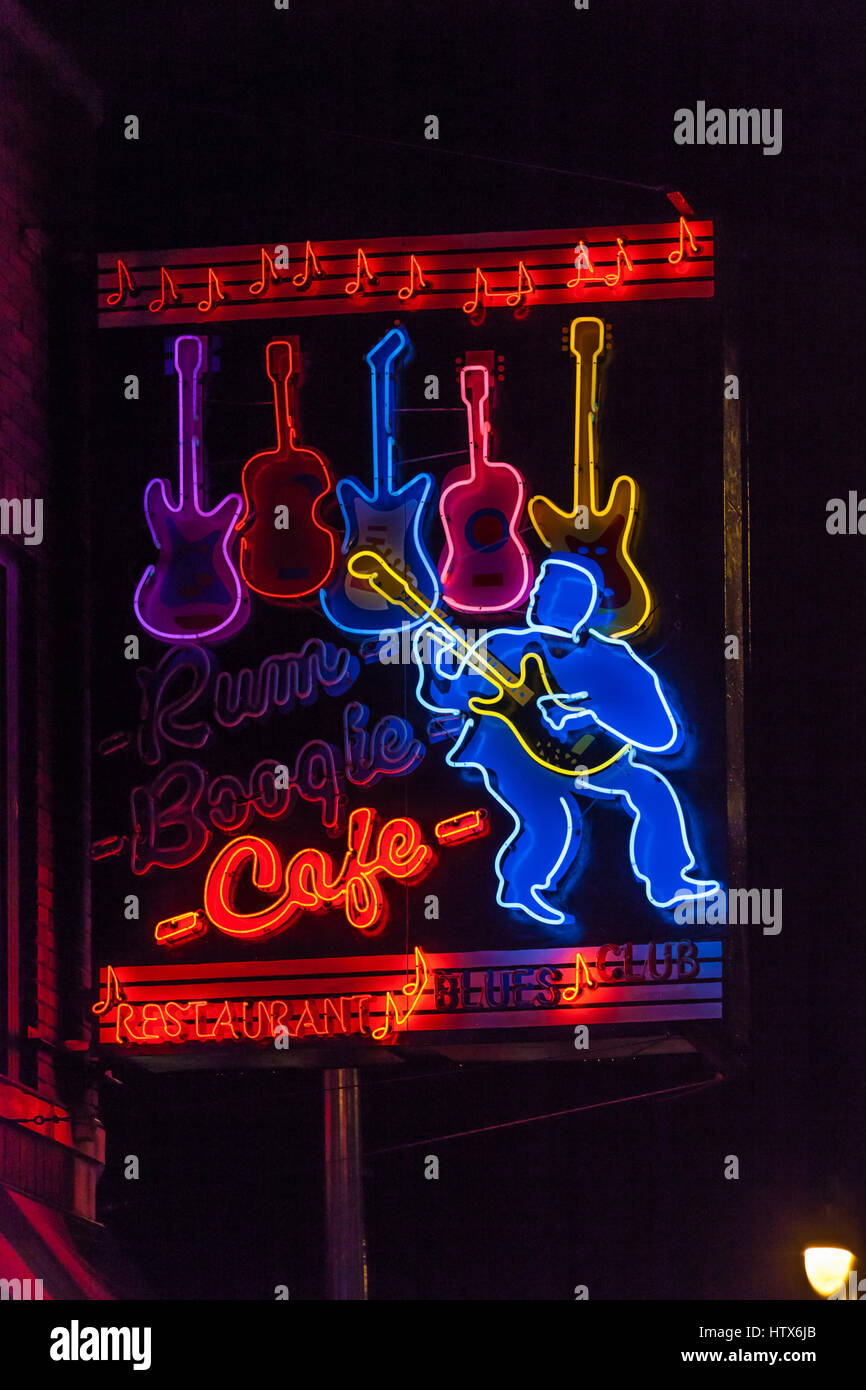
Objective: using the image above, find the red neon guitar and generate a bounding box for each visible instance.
[237,339,337,603]
[134,335,249,644]
[438,363,533,612]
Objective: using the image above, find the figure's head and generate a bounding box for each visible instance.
[526,555,600,636]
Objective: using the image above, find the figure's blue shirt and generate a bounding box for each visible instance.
[418,624,680,755]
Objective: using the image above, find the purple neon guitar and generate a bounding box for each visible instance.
[134,335,249,643]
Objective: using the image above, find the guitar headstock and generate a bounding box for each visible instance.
[569,317,605,363]
[347,548,416,611]
[266,337,300,384]
[365,324,411,376]
[459,362,490,410]
[175,335,203,380]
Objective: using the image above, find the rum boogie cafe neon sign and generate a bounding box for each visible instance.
[93,228,728,1056]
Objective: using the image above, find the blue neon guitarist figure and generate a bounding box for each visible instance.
[398,554,721,927]
[320,325,440,634]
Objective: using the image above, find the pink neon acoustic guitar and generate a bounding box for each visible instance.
[237,339,337,603]
[438,362,533,613]
[134,335,249,644]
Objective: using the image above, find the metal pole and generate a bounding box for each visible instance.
[323,1067,369,1299]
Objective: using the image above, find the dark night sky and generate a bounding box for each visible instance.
[26,0,866,1298]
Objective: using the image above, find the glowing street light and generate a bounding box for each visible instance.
[803,1247,854,1297]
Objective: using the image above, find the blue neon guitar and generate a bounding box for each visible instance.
[320,325,440,634]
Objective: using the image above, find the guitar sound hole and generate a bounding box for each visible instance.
[466,507,509,554]
[472,515,505,547]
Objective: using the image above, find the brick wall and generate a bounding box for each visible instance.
[0,1,103,1215]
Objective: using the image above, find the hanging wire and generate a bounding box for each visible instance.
[364,1076,724,1156]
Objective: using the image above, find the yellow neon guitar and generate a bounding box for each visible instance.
[528,317,651,639]
[348,549,630,780]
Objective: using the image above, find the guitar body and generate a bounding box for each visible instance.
[322,474,439,633]
[320,324,440,636]
[528,317,651,639]
[529,481,638,616]
[134,335,248,644]
[438,363,532,613]
[135,484,246,638]
[467,652,629,778]
[238,340,337,602]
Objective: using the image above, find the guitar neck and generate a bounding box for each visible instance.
[570,319,604,515]
[367,327,409,498]
[396,582,517,688]
[267,340,297,453]
[178,358,203,505]
[462,365,491,477]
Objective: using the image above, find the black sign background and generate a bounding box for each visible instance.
[92,299,728,976]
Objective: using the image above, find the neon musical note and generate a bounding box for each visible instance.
[372,947,430,1039]
[567,242,595,289]
[345,248,377,295]
[198,268,227,313]
[398,254,431,301]
[292,240,324,289]
[92,965,124,1015]
[106,259,135,307]
[463,267,492,316]
[505,260,535,309]
[604,237,634,288]
[668,216,699,265]
[249,247,282,296]
[149,266,180,313]
[560,952,597,1002]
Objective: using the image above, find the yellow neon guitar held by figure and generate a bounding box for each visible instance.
[528,316,651,639]
[347,549,631,780]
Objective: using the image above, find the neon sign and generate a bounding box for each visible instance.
[98,219,713,326]
[321,325,441,635]
[201,809,433,939]
[134,335,249,644]
[528,316,652,639]
[93,940,722,1047]
[152,806,487,944]
[237,339,337,603]
[132,638,358,766]
[95,277,728,1058]
[404,554,719,919]
[102,702,427,874]
[438,363,533,614]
